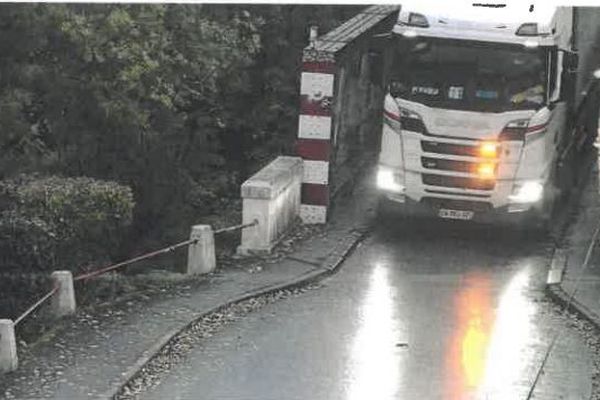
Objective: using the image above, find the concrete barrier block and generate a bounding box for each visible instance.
[238,199,271,255]
[187,225,216,275]
[278,156,304,177]
[238,156,303,255]
[51,271,76,318]
[0,319,17,373]
[241,180,273,200]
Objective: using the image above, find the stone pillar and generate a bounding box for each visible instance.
[0,319,17,373]
[296,5,400,224]
[51,271,76,318]
[187,225,216,275]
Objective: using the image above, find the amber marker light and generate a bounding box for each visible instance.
[477,163,496,180]
[480,141,498,158]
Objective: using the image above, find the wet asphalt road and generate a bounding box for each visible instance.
[142,220,592,400]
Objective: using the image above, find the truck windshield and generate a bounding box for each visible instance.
[391,38,548,112]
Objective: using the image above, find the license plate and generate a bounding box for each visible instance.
[438,209,474,220]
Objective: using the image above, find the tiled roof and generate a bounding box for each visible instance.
[305,5,400,57]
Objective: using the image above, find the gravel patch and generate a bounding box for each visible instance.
[549,300,600,399]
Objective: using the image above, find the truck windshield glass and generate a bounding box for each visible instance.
[391,38,547,112]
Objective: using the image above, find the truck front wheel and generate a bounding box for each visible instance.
[528,183,560,235]
[376,195,404,225]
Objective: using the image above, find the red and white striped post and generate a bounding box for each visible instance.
[296,35,336,224]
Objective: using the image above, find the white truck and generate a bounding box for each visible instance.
[376,5,600,226]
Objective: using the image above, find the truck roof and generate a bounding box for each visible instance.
[394,3,558,47]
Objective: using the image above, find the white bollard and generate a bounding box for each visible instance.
[187,225,216,275]
[0,319,17,373]
[50,271,76,318]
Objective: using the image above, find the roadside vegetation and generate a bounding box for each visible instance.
[0,4,358,318]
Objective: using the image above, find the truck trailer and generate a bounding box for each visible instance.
[376,5,600,227]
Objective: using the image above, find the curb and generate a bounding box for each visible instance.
[546,248,567,285]
[545,236,600,329]
[103,228,368,400]
[545,150,600,330]
[546,283,600,328]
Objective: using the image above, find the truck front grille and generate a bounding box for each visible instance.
[422,173,495,191]
[421,140,479,157]
[421,157,475,173]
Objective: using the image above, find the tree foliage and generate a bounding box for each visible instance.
[0,4,358,254]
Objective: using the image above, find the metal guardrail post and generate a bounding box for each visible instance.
[187,225,216,275]
[0,319,17,373]
[51,271,76,318]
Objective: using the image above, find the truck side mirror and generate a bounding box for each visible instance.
[389,81,408,98]
[560,68,576,105]
[564,52,578,73]
[588,69,600,99]
[367,51,384,86]
[558,51,578,104]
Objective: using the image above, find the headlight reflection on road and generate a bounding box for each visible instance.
[445,269,535,399]
[445,273,493,398]
[480,270,534,399]
[346,263,402,400]
[462,316,488,388]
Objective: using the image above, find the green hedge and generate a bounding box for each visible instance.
[0,175,134,273]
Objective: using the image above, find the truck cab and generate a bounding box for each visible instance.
[376,7,580,225]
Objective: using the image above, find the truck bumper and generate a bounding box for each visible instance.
[377,192,544,227]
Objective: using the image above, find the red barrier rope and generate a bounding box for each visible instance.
[73,238,198,282]
[14,283,59,326]
[214,219,258,234]
[10,220,260,326]
[74,220,259,281]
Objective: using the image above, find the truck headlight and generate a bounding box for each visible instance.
[509,181,543,204]
[377,167,404,193]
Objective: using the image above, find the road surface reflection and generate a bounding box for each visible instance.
[346,263,402,400]
[446,269,535,399]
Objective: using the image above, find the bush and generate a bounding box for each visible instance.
[0,272,51,320]
[0,175,134,273]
